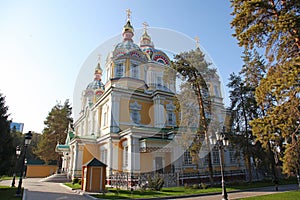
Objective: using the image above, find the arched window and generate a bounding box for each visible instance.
[130,101,142,124]
[115,63,124,78]
[122,140,128,168]
[131,63,139,79]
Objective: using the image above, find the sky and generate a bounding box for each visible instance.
[0,0,243,133]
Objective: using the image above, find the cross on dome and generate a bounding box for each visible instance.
[142,22,149,31]
[97,54,102,63]
[126,9,131,21]
[195,36,200,48]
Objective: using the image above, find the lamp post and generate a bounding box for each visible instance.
[15,131,32,197]
[11,146,21,187]
[210,129,229,200]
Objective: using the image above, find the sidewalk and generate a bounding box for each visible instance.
[171,184,298,200]
[1,178,298,200]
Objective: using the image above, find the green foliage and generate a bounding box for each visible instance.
[184,183,189,189]
[238,190,300,200]
[72,177,79,184]
[34,100,73,163]
[0,186,22,199]
[0,93,13,176]
[147,174,164,191]
[231,0,300,177]
[282,135,300,177]
[64,182,81,190]
[200,182,208,189]
[172,48,217,184]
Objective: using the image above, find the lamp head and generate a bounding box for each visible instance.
[16,145,21,156]
[223,136,229,146]
[209,134,217,145]
[24,131,33,146]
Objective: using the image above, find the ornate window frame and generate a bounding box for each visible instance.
[115,60,125,78]
[129,101,142,124]
[166,102,176,126]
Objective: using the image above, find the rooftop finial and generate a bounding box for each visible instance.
[126,8,131,21]
[97,54,102,63]
[142,22,149,32]
[195,36,200,48]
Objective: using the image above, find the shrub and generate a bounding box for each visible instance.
[148,174,164,191]
[192,184,199,189]
[78,179,82,185]
[200,182,208,189]
[184,183,189,189]
[72,177,79,185]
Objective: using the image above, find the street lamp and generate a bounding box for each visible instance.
[15,131,32,197]
[210,129,229,200]
[11,146,21,187]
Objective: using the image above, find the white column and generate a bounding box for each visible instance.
[127,136,141,174]
[128,136,133,174]
[154,95,165,128]
[71,144,78,179]
[74,144,83,178]
[107,139,112,176]
[110,94,120,133]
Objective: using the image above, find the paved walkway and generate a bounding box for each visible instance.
[0,178,91,200]
[1,178,298,200]
[179,184,298,200]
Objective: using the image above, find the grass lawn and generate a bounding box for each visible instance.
[238,190,300,200]
[0,176,14,181]
[63,177,299,199]
[93,187,223,199]
[0,186,22,200]
[64,182,81,190]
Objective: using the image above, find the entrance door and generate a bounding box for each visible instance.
[155,157,163,173]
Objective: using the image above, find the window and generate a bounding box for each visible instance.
[157,76,162,87]
[204,155,209,165]
[230,151,237,164]
[213,151,220,165]
[130,101,142,124]
[166,102,176,126]
[123,146,128,167]
[167,112,175,126]
[214,85,219,97]
[100,149,107,164]
[103,112,107,127]
[184,151,193,165]
[116,63,124,78]
[131,64,139,79]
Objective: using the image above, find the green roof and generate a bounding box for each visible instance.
[68,131,74,139]
[83,158,107,167]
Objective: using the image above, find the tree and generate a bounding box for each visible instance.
[173,47,216,184]
[0,93,13,175]
[282,133,300,188]
[231,0,300,179]
[34,100,73,164]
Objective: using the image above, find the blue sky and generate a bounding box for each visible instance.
[0,0,243,133]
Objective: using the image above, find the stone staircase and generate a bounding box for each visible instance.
[41,173,71,183]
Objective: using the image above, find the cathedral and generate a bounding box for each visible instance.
[57,11,247,185]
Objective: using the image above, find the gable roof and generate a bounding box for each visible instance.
[83,158,107,167]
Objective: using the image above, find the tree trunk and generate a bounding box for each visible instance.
[194,74,214,185]
[240,89,252,182]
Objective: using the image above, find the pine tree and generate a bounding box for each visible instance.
[34,100,73,164]
[173,47,216,184]
[231,0,300,179]
[0,93,13,175]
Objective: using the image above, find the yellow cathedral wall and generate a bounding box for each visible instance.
[26,165,58,178]
[82,144,100,165]
[140,153,153,172]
